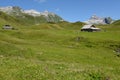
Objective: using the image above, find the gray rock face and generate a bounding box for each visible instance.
[0,6,64,23]
[85,15,113,24]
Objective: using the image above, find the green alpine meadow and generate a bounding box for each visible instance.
[0,6,120,80]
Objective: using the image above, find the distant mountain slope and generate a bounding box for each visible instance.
[0,10,84,30]
[0,6,64,24]
[84,15,113,24]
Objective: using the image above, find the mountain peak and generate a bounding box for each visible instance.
[23,9,41,16]
[0,6,64,23]
[85,15,113,24]
[0,6,59,18]
[90,15,101,20]
[0,6,22,12]
[0,6,13,13]
[0,6,23,16]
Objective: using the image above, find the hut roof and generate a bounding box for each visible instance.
[81,25,100,30]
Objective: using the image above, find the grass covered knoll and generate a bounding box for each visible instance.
[0,14,120,79]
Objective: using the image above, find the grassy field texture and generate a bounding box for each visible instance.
[0,24,120,80]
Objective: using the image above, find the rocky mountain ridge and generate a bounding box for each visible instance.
[0,6,64,23]
[85,15,113,24]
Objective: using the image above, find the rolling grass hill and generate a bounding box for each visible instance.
[0,13,120,80]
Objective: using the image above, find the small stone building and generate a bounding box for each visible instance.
[2,25,14,30]
[81,25,101,32]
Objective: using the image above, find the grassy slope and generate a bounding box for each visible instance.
[0,14,120,80]
[0,11,27,28]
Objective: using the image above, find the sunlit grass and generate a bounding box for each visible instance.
[0,27,120,80]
